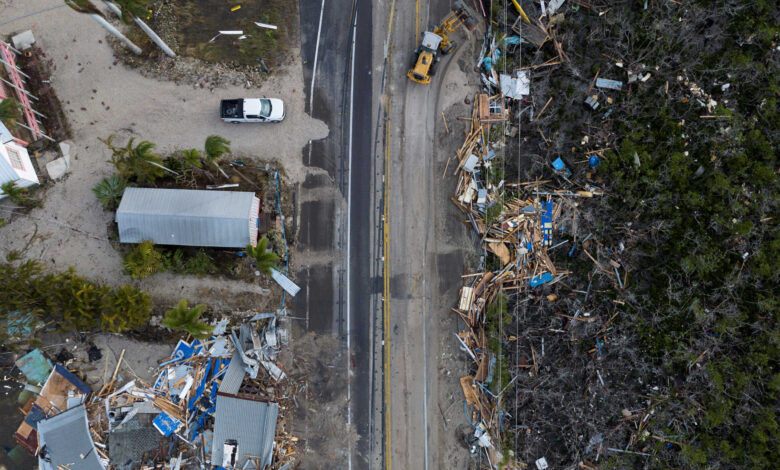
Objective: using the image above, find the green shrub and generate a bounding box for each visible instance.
[185,251,217,277]
[0,260,151,332]
[123,240,164,279]
[1,181,40,207]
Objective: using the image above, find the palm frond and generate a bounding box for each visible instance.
[92,175,127,209]
[0,98,21,124]
[246,237,280,275]
[181,149,203,169]
[162,299,212,339]
[204,135,231,162]
[112,0,151,24]
[64,0,105,17]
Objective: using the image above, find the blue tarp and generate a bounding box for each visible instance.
[529,272,554,287]
[15,349,52,385]
[552,157,572,177]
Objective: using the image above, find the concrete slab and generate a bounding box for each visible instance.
[11,30,35,51]
[46,157,68,180]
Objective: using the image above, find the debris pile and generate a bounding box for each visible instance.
[12,313,301,470]
[447,15,612,466]
[451,96,587,468]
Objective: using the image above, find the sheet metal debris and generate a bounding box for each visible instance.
[11,315,299,469]
[595,78,623,91]
[270,268,301,297]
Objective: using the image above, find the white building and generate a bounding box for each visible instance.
[0,119,38,198]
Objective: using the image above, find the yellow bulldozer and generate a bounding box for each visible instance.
[407,3,477,85]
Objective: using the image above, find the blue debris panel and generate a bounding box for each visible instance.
[529,272,554,287]
[541,201,553,247]
[152,412,183,437]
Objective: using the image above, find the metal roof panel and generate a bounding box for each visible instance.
[116,188,258,248]
[211,396,278,468]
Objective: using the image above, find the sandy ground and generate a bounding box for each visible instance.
[0,0,328,308]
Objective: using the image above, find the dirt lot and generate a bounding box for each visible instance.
[0,0,327,309]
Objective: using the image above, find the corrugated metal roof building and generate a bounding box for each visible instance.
[211,394,278,468]
[116,188,260,248]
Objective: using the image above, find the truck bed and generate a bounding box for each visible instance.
[220,99,243,119]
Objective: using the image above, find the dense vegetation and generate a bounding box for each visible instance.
[0,260,152,335]
[483,1,777,468]
[123,240,217,279]
[595,2,778,467]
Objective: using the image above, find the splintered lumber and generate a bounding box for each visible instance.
[518,58,563,70]
[441,111,450,134]
[475,353,491,382]
[460,376,479,405]
[473,272,495,296]
[98,349,127,396]
[587,69,600,94]
[112,349,126,382]
[583,249,609,273]
[534,97,553,121]
[459,286,475,311]
[488,242,511,265]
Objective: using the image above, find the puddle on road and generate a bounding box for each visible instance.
[159,0,295,66]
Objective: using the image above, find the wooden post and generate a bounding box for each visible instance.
[441,111,450,134]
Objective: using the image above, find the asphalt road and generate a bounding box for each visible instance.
[299,0,473,467]
[297,0,374,467]
[382,0,470,468]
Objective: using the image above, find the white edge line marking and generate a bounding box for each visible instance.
[423,274,429,470]
[310,0,327,112]
[346,10,357,470]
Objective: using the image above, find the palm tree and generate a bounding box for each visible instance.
[64,0,142,54]
[92,174,127,209]
[204,135,231,163]
[181,148,203,169]
[0,98,21,126]
[162,299,213,339]
[123,138,165,184]
[246,237,279,275]
[103,136,165,184]
[204,135,231,179]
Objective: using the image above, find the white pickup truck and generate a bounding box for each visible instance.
[220,98,286,123]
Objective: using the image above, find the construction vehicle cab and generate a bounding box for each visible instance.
[407,32,443,85]
[407,2,476,85]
